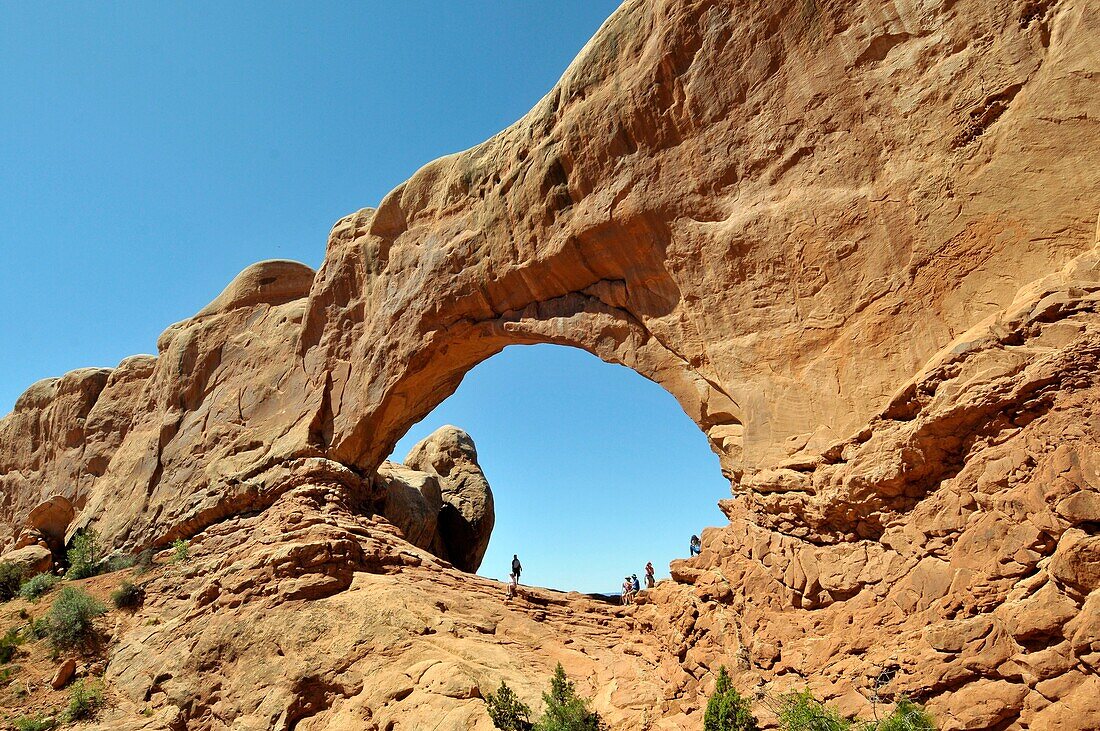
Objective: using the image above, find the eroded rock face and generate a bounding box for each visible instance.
[376,426,495,572]
[404,426,495,573]
[0,0,1098,728]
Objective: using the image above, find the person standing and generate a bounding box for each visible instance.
[645,561,655,589]
[621,576,634,605]
[690,535,702,556]
[511,554,522,583]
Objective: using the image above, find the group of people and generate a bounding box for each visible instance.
[620,561,656,604]
[505,534,703,603]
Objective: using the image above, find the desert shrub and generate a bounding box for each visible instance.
[487,681,534,730]
[705,667,758,731]
[862,699,936,731]
[46,587,106,650]
[533,663,606,731]
[0,562,26,601]
[19,573,59,601]
[171,538,190,563]
[111,581,144,610]
[0,627,24,663]
[102,552,136,573]
[30,617,50,640]
[66,529,104,580]
[778,690,851,731]
[13,716,55,731]
[62,678,104,722]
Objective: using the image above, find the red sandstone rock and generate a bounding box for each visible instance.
[0,0,1097,729]
[51,658,76,690]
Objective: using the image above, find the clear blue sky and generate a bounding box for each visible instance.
[1,2,730,592]
[391,345,728,594]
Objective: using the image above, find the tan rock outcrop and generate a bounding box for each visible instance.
[376,461,443,551]
[376,426,495,571]
[0,0,1098,728]
[1,543,52,575]
[404,426,495,572]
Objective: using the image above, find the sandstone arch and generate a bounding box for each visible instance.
[318,276,745,483]
[0,1,1097,726]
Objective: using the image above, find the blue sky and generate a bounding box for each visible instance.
[391,345,728,593]
[1,2,729,592]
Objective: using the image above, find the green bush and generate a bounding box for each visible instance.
[62,678,104,722]
[0,627,24,663]
[30,617,50,640]
[66,529,104,580]
[0,562,26,601]
[705,667,758,731]
[19,573,59,601]
[862,699,936,731]
[46,587,106,650]
[778,690,851,731]
[171,538,189,563]
[102,552,136,573]
[533,663,606,731]
[13,716,55,731]
[487,681,534,730]
[111,581,144,610]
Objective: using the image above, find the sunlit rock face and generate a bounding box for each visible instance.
[376,425,495,573]
[1,0,1099,728]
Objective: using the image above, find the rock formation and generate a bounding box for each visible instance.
[376,425,495,572]
[0,0,1098,728]
[404,426,495,573]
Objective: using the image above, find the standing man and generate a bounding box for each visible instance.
[645,562,655,589]
[511,554,522,583]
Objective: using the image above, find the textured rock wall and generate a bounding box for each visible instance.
[0,0,1098,728]
[377,425,495,572]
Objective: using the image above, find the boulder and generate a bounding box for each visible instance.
[15,495,74,551]
[51,658,76,690]
[376,462,443,552]
[1050,529,1100,593]
[404,426,495,573]
[1,544,52,576]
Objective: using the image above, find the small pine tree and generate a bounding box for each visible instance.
[533,664,606,731]
[705,667,759,731]
[67,529,104,580]
[486,681,533,731]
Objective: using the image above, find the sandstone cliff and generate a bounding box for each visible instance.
[1,0,1098,729]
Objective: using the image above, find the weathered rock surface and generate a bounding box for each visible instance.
[404,426,495,572]
[0,0,1098,728]
[1,543,52,575]
[376,426,495,572]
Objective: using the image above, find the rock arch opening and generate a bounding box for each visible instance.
[377,343,728,594]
